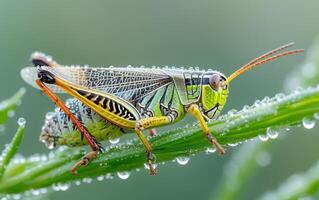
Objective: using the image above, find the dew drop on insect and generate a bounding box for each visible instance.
[258,134,269,142]
[45,112,54,120]
[117,171,130,180]
[314,112,319,121]
[144,163,157,170]
[47,142,54,150]
[205,147,216,154]
[266,127,279,139]
[176,157,190,165]
[109,137,120,145]
[302,117,316,129]
[17,117,26,128]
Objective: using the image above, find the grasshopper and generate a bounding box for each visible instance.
[21,43,303,175]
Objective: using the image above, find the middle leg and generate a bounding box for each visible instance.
[134,116,171,175]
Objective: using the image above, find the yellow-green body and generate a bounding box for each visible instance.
[28,66,229,148]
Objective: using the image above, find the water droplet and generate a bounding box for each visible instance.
[12,194,21,200]
[109,137,120,145]
[45,112,54,120]
[74,180,81,186]
[302,117,316,129]
[31,189,41,196]
[59,183,70,191]
[266,127,279,139]
[258,134,269,142]
[275,93,285,101]
[117,171,130,180]
[144,163,157,170]
[47,142,54,150]
[97,175,104,181]
[242,105,250,111]
[82,177,93,184]
[17,117,26,128]
[105,173,114,180]
[314,112,319,121]
[176,157,190,165]
[205,147,216,154]
[228,142,238,147]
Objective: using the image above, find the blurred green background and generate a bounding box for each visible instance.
[0,0,319,199]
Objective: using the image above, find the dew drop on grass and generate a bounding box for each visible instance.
[109,137,120,145]
[228,143,238,147]
[176,157,190,165]
[302,117,316,129]
[117,171,130,180]
[82,177,93,184]
[258,134,269,142]
[17,117,26,128]
[58,183,70,191]
[97,175,104,181]
[12,194,21,200]
[74,180,81,186]
[266,127,279,139]
[205,147,216,154]
[314,112,319,121]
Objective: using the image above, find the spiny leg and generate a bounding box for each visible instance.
[187,104,225,155]
[135,116,171,175]
[36,79,101,175]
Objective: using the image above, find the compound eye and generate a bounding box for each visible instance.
[209,74,221,91]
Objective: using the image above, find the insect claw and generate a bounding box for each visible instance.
[70,151,97,175]
[148,160,157,176]
[207,134,225,155]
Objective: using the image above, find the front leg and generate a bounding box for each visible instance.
[187,104,225,155]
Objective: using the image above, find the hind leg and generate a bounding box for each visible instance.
[36,79,102,175]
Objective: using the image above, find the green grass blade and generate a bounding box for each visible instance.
[0,85,318,195]
[0,88,26,125]
[259,160,319,200]
[0,122,25,180]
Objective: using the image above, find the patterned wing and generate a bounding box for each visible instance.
[21,66,173,102]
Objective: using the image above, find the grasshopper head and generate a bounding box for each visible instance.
[200,71,229,119]
[200,43,304,119]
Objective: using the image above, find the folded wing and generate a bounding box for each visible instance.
[21,66,173,102]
